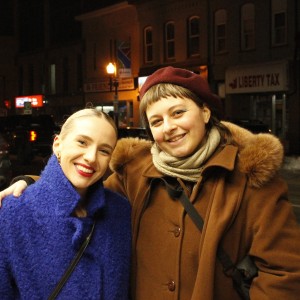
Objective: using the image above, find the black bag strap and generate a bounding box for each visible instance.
[48,220,96,300]
[178,189,235,271]
[169,181,258,300]
[153,178,235,272]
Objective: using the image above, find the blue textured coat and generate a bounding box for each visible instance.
[0,155,131,299]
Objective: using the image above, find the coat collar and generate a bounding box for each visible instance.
[110,121,284,188]
[34,154,106,217]
[141,144,238,178]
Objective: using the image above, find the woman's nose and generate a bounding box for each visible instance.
[163,119,176,133]
[83,148,97,162]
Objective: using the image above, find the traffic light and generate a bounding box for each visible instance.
[4,100,11,109]
[30,130,37,142]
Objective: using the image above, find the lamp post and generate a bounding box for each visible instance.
[106,62,119,128]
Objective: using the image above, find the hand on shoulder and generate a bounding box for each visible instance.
[0,180,28,207]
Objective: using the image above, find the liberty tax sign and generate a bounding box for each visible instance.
[225,61,289,94]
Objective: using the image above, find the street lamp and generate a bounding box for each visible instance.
[106,62,119,128]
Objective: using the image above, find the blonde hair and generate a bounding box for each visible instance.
[59,108,117,140]
[57,108,117,218]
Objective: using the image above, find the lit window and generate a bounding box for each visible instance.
[241,3,255,50]
[187,16,200,57]
[215,9,227,53]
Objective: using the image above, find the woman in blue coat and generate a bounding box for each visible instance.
[0,108,131,299]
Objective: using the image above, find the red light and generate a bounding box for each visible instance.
[30,130,37,142]
[4,100,11,109]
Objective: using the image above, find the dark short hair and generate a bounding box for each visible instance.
[139,66,223,118]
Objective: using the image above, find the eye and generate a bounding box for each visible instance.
[172,109,186,117]
[98,148,112,156]
[149,119,162,127]
[77,139,87,146]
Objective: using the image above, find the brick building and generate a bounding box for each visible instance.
[1,0,299,153]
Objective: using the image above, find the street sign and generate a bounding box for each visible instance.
[23,101,32,114]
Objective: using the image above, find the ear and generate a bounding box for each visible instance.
[202,105,211,124]
[52,135,61,155]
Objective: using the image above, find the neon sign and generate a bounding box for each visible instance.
[15,94,44,108]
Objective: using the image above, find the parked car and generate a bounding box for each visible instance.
[0,114,58,163]
[0,133,12,189]
[118,127,149,139]
[230,119,272,134]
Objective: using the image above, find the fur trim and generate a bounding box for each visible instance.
[222,121,284,188]
[109,138,152,173]
[110,123,284,188]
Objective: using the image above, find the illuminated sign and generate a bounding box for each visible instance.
[84,77,134,93]
[225,61,289,94]
[138,76,147,91]
[15,94,44,108]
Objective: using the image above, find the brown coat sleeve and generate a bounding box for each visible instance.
[245,176,300,299]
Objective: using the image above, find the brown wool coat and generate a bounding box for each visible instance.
[105,122,300,300]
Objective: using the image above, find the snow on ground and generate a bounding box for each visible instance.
[282,156,300,171]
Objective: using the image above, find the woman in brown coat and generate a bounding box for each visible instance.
[1,66,300,299]
[106,66,300,299]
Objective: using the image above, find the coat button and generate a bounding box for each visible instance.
[167,280,176,291]
[174,226,181,237]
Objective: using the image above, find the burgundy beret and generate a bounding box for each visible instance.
[140,66,223,117]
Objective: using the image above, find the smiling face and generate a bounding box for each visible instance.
[53,115,117,197]
[146,96,211,158]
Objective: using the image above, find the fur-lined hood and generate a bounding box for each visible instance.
[110,121,284,188]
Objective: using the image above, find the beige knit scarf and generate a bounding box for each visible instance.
[151,127,221,182]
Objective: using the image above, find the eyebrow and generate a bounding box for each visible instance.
[76,134,114,150]
[148,104,185,120]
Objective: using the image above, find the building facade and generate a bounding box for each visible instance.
[1,0,299,153]
[15,0,85,120]
[128,0,300,153]
[0,0,18,115]
[210,0,300,154]
[76,2,140,127]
